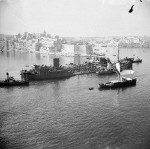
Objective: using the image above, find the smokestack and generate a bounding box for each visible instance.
[53,58,59,68]
[6,72,9,80]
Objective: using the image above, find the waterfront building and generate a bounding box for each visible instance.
[78,44,86,56]
[142,37,150,48]
[74,44,87,56]
[0,35,6,50]
[107,40,117,47]
[86,44,93,56]
[5,35,14,50]
[92,44,105,55]
[49,47,55,55]
[62,44,74,56]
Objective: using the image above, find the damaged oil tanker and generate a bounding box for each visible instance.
[21,58,74,81]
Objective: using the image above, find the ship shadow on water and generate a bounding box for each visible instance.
[30,77,72,86]
[0,135,7,149]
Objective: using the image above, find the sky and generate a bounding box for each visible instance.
[0,0,150,37]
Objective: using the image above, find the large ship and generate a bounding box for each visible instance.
[119,58,133,71]
[21,58,74,81]
[112,43,133,71]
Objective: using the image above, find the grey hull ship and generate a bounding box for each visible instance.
[98,77,136,89]
[21,69,74,81]
[120,59,132,71]
[96,69,116,75]
[21,58,74,81]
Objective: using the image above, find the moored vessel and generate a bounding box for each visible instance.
[0,73,29,87]
[21,58,74,81]
[125,57,142,63]
[96,69,116,75]
[96,62,116,75]
[119,58,132,71]
[98,42,136,89]
[98,77,136,89]
[132,57,142,63]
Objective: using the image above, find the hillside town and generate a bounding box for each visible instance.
[0,31,150,56]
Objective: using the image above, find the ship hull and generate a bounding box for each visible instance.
[24,71,74,81]
[0,81,29,87]
[132,59,142,63]
[120,60,132,71]
[96,70,116,75]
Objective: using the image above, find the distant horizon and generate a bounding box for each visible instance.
[0,33,149,38]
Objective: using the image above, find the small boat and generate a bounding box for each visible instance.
[132,58,142,63]
[89,87,94,90]
[125,57,142,63]
[124,57,134,62]
[0,73,29,87]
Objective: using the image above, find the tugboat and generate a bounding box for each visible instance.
[125,57,142,63]
[98,78,136,89]
[132,57,142,63]
[0,72,29,87]
[98,64,136,89]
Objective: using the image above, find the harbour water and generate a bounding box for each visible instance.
[0,48,150,149]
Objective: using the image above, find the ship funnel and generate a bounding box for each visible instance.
[53,58,59,68]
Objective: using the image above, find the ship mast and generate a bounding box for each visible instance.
[117,42,119,62]
[116,41,121,81]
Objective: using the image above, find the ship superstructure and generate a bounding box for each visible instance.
[21,58,74,81]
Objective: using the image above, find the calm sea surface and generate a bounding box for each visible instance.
[0,48,150,149]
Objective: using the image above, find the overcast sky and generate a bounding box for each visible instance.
[0,0,150,36]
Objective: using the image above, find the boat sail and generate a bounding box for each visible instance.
[116,62,120,73]
[120,70,134,75]
[116,62,135,79]
[115,62,121,80]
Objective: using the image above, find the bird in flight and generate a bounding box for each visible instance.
[129,5,134,13]
[128,0,142,13]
